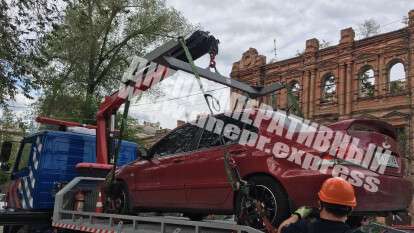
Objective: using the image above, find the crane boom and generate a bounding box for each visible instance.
[94,30,285,164]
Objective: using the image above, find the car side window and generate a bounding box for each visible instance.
[151,124,200,156]
[221,115,258,144]
[197,114,259,149]
[198,128,222,149]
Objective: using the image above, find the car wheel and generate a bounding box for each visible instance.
[107,181,131,215]
[235,175,289,230]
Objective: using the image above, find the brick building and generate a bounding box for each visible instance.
[230,10,414,172]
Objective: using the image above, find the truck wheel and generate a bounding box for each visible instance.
[235,175,289,230]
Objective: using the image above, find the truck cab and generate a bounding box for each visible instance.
[4,130,138,211]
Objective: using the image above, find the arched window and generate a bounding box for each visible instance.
[288,80,300,98]
[269,93,277,108]
[321,74,336,103]
[388,62,406,94]
[287,80,301,114]
[358,67,375,98]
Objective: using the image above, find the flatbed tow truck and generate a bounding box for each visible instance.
[2,30,413,233]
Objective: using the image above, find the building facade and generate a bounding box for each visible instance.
[230,10,414,173]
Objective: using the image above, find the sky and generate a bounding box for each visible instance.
[6,0,414,129]
[129,0,414,129]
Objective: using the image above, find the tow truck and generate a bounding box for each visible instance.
[0,117,138,233]
[0,30,412,233]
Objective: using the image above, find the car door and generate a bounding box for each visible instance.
[133,124,201,208]
[184,115,250,208]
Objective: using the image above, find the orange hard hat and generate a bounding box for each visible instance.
[318,177,356,207]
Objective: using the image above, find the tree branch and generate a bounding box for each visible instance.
[94,6,121,77]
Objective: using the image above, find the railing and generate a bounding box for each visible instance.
[53,177,264,233]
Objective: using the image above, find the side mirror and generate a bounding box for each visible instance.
[138,147,151,160]
[0,142,12,164]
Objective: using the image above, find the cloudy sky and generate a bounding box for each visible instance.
[166,0,413,74]
[129,0,414,129]
[6,0,414,129]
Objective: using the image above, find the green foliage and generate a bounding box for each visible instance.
[396,127,409,158]
[359,71,375,97]
[0,170,8,185]
[35,0,192,121]
[0,1,32,107]
[116,112,143,143]
[287,81,303,117]
[0,0,60,107]
[390,80,406,94]
[0,108,29,179]
[0,107,28,140]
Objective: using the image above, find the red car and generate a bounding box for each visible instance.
[113,111,412,228]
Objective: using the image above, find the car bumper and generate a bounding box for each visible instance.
[354,175,413,212]
[279,168,412,213]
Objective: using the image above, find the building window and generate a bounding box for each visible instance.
[321,74,336,103]
[269,93,277,108]
[388,62,406,94]
[358,67,375,98]
[287,80,301,115]
[288,80,300,98]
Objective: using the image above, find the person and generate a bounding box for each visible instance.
[277,177,363,233]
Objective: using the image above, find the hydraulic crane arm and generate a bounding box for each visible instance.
[95,30,285,164]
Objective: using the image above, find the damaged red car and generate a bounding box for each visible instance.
[114,111,412,227]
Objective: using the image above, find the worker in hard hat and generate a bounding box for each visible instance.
[277,177,363,233]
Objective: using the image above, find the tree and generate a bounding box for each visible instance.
[0,0,61,107]
[357,19,380,39]
[115,113,143,143]
[319,40,331,49]
[35,0,192,123]
[0,107,28,176]
[0,0,31,107]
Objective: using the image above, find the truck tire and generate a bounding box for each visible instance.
[234,175,289,230]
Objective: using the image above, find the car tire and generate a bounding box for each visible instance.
[107,181,132,215]
[234,175,289,230]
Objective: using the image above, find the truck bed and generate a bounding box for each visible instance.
[52,177,263,233]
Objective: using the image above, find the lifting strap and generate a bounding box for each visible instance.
[110,99,131,182]
[178,37,243,192]
[178,37,220,114]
